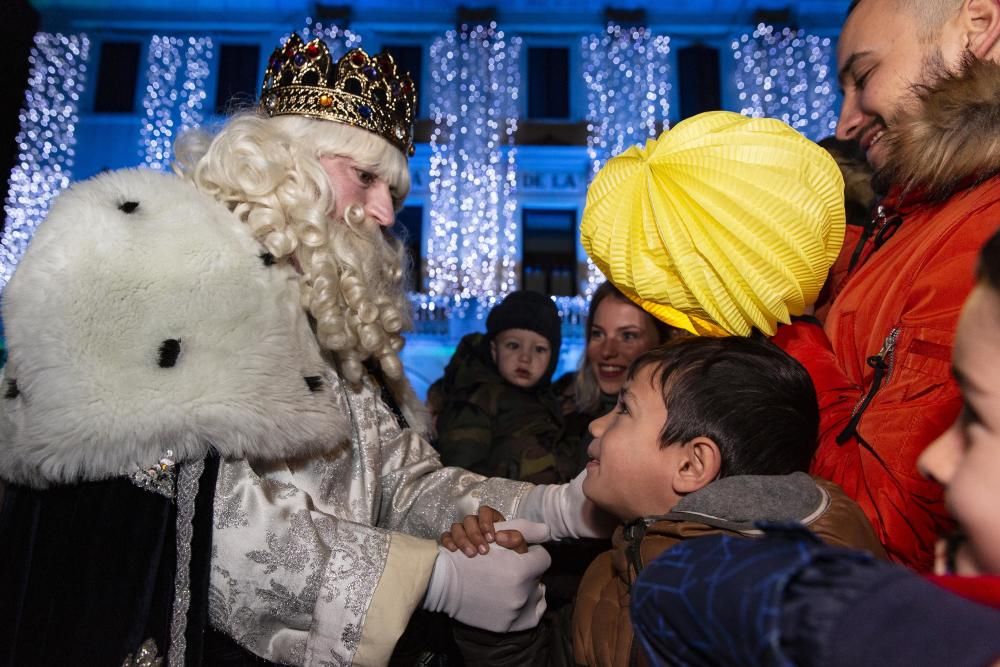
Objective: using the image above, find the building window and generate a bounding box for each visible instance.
[93,41,141,113]
[677,44,721,122]
[522,208,576,296]
[215,44,261,115]
[528,47,570,120]
[397,205,423,291]
[381,44,422,101]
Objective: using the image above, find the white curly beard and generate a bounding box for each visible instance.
[297,203,412,386]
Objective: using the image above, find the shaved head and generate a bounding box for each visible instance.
[848,0,963,41]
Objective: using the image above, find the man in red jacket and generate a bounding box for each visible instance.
[772,0,1000,570]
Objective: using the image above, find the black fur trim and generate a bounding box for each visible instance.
[118,201,139,214]
[304,375,323,392]
[158,339,182,368]
[260,252,276,266]
[4,379,19,399]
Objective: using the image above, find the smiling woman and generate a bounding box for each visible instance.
[554,281,680,463]
[918,228,1000,576]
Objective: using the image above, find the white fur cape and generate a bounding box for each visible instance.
[0,169,350,487]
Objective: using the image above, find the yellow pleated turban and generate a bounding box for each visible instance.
[581,111,846,337]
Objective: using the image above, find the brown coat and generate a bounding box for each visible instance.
[572,476,886,667]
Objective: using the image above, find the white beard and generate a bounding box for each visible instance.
[295,204,430,432]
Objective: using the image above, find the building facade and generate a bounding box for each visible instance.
[5,0,850,394]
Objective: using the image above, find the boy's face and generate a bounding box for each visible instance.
[919,285,1000,575]
[583,364,689,521]
[490,329,552,389]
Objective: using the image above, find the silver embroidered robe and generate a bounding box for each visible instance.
[209,367,533,666]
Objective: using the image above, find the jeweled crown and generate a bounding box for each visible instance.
[259,33,417,156]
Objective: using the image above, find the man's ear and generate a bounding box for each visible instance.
[672,436,722,495]
[490,339,498,364]
[963,0,1000,60]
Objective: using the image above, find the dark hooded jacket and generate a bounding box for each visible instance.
[631,527,1000,667]
[432,333,575,484]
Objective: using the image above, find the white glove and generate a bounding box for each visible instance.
[515,469,617,540]
[422,521,551,632]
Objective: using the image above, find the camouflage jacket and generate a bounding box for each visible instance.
[432,333,575,484]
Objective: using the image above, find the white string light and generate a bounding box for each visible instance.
[1,32,90,290]
[426,22,521,305]
[141,35,213,170]
[733,24,838,140]
[581,23,670,297]
[180,37,212,138]
[292,19,361,54]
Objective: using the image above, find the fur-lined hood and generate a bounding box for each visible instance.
[883,56,1000,202]
[0,169,353,488]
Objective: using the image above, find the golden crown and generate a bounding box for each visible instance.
[259,34,417,156]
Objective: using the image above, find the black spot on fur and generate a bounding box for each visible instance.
[304,375,323,392]
[119,201,139,214]
[4,379,19,399]
[260,252,276,266]
[158,339,181,368]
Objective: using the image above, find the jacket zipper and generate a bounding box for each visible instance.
[847,204,903,274]
[847,204,882,274]
[836,327,900,444]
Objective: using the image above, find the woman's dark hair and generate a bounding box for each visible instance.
[977,228,1000,291]
[628,336,819,478]
[818,136,878,224]
[572,282,676,413]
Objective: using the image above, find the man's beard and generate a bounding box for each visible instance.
[872,45,950,194]
[299,203,412,384]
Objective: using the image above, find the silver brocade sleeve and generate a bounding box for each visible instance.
[337,368,534,537]
[207,365,533,665]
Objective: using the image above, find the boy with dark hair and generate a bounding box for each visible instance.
[628,228,1000,667]
[444,336,885,667]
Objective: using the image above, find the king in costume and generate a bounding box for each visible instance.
[0,34,606,666]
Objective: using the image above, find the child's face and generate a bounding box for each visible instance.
[490,329,552,389]
[583,364,688,521]
[919,285,1000,575]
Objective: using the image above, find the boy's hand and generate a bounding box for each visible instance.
[441,505,505,556]
[442,515,552,557]
[494,519,552,552]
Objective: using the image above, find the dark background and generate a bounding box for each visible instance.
[1,0,40,223]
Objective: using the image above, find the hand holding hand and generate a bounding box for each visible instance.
[440,505,505,556]
[423,525,552,632]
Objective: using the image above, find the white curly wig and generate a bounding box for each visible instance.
[172,113,413,385]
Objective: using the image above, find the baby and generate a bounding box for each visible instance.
[433,290,577,484]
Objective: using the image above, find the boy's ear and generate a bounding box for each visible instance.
[490,339,498,364]
[673,436,722,494]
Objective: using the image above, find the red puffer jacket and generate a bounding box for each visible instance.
[929,574,1000,610]
[773,59,1000,570]
[774,181,1000,571]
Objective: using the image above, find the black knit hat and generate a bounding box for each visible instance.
[486,291,562,383]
